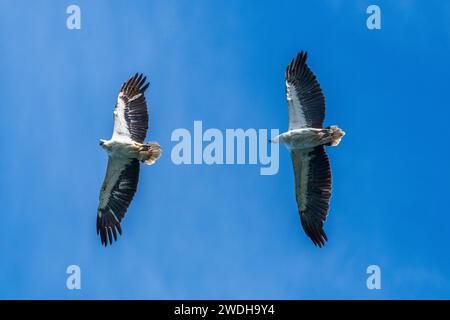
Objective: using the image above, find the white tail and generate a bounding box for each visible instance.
[328,125,345,146]
[137,142,162,165]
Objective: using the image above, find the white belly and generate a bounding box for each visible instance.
[106,140,137,159]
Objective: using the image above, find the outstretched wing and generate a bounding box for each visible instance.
[112,73,150,143]
[285,51,325,130]
[97,158,140,246]
[291,146,332,247]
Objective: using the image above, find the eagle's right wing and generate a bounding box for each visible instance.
[97,157,140,246]
[291,146,332,247]
[285,51,325,130]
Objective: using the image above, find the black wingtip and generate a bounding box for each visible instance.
[141,82,150,93]
[295,50,307,62]
[313,228,327,248]
[97,213,122,247]
[286,50,308,78]
[121,72,150,96]
[301,218,328,248]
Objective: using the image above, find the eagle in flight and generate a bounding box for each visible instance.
[271,52,345,247]
[97,73,162,246]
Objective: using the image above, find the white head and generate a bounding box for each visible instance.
[269,133,285,144]
[99,139,107,148]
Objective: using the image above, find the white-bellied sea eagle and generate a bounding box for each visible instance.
[271,52,345,247]
[97,73,162,246]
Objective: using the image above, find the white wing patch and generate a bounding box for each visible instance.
[286,81,308,130]
[112,95,132,141]
[98,157,131,211]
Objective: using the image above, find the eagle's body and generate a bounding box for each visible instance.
[271,126,343,151]
[271,51,345,247]
[97,73,161,246]
[100,140,137,158]
[100,139,159,164]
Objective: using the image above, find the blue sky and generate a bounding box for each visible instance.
[0,0,449,299]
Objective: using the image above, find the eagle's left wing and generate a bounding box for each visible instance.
[112,73,150,143]
[97,157,140,246]
[291,146,332,247]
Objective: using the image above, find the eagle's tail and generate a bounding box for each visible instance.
[138,142,162,165]
[326,125,345,147]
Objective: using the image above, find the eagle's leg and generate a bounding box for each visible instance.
[135,142,162,165]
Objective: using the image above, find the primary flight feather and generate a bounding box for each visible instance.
[97,73,162,246]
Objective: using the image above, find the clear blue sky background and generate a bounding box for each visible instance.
[0,0,449,299]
